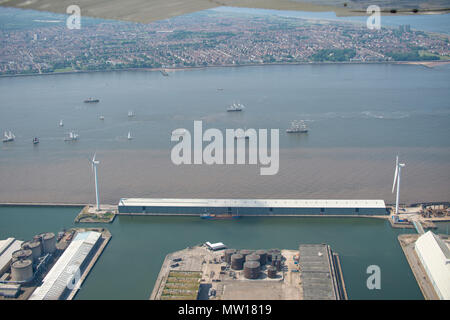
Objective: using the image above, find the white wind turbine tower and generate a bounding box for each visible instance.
[392,155,405,215]
[91,153,100,211]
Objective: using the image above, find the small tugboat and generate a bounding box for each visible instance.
[84,98,100,103]
[32,137,39,145]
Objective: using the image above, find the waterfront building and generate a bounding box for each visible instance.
[414,231,450,300]
[118,198,386,216]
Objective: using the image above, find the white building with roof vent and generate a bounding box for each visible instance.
[414,231,450,300]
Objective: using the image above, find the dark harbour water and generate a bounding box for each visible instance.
[1,206,449,300]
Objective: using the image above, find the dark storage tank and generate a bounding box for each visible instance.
[255,250,267,265]
[267,265,277,278]
[243,261,260,279]
[231,254,244,270]
[224,249,237,264]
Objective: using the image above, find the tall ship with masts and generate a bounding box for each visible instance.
[286,120,308,133]
[64,131,79,141]
[227,102,244,112]
[2,131,15,143]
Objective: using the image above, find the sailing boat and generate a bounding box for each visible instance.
[2,131,15,143]
[64,131,79,141]
[127,131,133,140]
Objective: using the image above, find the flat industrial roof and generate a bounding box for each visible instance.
[119,198,386,209]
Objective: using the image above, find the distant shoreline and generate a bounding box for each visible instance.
[2,60,449,78]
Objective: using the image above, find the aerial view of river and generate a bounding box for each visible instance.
[0,63,449,204]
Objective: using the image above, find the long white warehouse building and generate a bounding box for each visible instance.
[415,231,450,300]
[118,198,387,215]
[29,231,101,300]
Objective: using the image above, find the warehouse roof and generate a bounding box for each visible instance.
[118,198,385,209]
[415,231,450,300]
[29,231,101,300]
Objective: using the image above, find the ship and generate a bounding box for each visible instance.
[200,213,241,220]
[84,98,100,103]
[128,111,135,117]
[99,115,105,120]
[286,120,308,133]
[227,102,244,112]
[32,137,39,145]
[64,131,79,141]
[160,69,169,76]
[127,131,133,140]
[59,120,64,127]
[171,128,187,137]
[2,131,15,143]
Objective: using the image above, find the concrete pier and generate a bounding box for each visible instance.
[150,243,347,300]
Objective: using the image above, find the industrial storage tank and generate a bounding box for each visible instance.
[231,254,244,270]
[271,254,282,271]
[239,250,253,259]
[12,249,33,262]
[245,254,260,263]
[267,265,277,279]
[224,249,237,264]
[243,261,260,279]
[40,233,56,254]
[255,250,267,265]
[21,240,42,260]
[11,259,33,282]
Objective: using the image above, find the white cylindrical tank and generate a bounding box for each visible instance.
[21,240,42,260]
[40,233,56,254]
[12,249,33,262]
[11,259,33,282]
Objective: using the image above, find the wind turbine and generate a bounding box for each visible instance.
[91,153,100,211]
[392,155,405,215]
